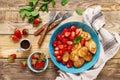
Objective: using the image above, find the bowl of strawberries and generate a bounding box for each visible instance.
[49,21,100,73]
[27,52,48,73]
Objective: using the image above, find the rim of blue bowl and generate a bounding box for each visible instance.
[49,21,100,73]
[27,51,48,73]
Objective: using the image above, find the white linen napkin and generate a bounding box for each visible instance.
[55,6,120,80]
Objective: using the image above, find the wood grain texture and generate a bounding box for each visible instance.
[0,59,119,80]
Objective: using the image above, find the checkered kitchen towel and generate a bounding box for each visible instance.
[55,6,120,80]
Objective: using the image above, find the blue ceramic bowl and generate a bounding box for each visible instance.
[49,21,100,73]
[27,51,48,73]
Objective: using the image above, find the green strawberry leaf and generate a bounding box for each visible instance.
[24,6,33,11]
[73,35,82,44]
[28,16,34,23]
[61,0,68,6]
[19,9,26,18]
[52,0,56,7]
[29,0,38,6]
[31,10,39,17]
[76,9,83,15]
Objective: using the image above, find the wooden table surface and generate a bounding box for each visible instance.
[0,0,120,80]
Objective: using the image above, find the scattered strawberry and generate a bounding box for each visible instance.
[22,28,29,35]
[33,18,40,24]
[8,54,17,63]
[11,35,20,41]
[21,61,27,67]
[14,29,22,39]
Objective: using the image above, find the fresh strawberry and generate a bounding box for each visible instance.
[63,44,67,48]
[62,28,68,34]
[54,47,59,51]
[66,41,73,46]
[8,54,16,62]
[54,51,59,57]
[59,50,63,56]
[62,38,68,44]
[67,60,73,68]
[80,38,86,46]
[58,44,64,50]
[52,40,57,47]
[62,48,68,53]
[57,41,62,45]
[62,60,67,65]
[75,29,80,36]
[64,31,71,37]
[56,34,62,40]
[56,56,62,62]
[32,54,35,59]
[22,28,29,35]
[67,45,72,52]
[71,25,77,31]
[10,54,16,59]
[34,60,45,69]
[14,29,22,39]
[21,61,27,67]
[71,31,76,38]
[33,18,40,24]
[11,35,19,41]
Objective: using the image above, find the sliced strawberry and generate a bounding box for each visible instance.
[63,44,67,48]
[66,41,73,46]
[21,61,27,67]
[56,56,62,62]
[54,47,59,51]
[67,45,72,52]
[12,35,20,41]
[14,29,22,39]
[71,25,77,31]
[22,28,29,35]
[59,50,63,56]
[69,36,74,41]
[62,60,67,65]
[57,41,62,45]
[62,28,68,35]
[10,54,16,59]
[52,40,57,47]
[64,31,71,37]
[54,51,59,57]
[62,38,68,44]
[56,34,62,40]
[58,44,64,50]
[80,38,86,46]
[67,60,73,68]
[71,31,76,38]
[75,29,80,36]
[62,48,68,53]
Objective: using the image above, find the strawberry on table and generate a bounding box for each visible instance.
[11,35,20,41]
[33,18,41,24]
[22,28,29,35]
[8,54,17,63]
[14,28,22,39]
[21,61,27,67]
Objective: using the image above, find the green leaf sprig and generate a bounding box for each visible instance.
[73,35,82,44]
[76,9,83,15]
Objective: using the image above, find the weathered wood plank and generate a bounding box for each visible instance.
[0,35,120,59]
[0,0,120,11]
[0,58,119,80]
[0,11,120,34]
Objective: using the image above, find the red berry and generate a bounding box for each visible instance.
[21,61,27,67]
[59,50,63,56]
[71,25,77,31]
[67,60,73,68]
[58,44,64,50]
[64,31,71,37]
[66,41,73,46]
[54,51,59,57]
[67,45,72,52]
[12,35,20,41]
[62,28,68,34]
[22,28,29,35]
[75,29,80,36]
[80,38,86,46]
[54,47,59,51]
[71,31,76,38]
[57,41,62,45]
[33,18,40,24]
[56,34,62,40]
[56,56,62,62]
[52,40,57,47]
[62,38,68,44]
[62,60,67,65]
[10,54,16,59]
[14,29,22,39]
[32,54,35,59]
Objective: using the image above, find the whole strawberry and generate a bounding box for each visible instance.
[11,35,19,41]
[33,18,41,24]
[14,29,22,39]
[8,54,17,63]
[21,61,27,67]
[22,28,29,35]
